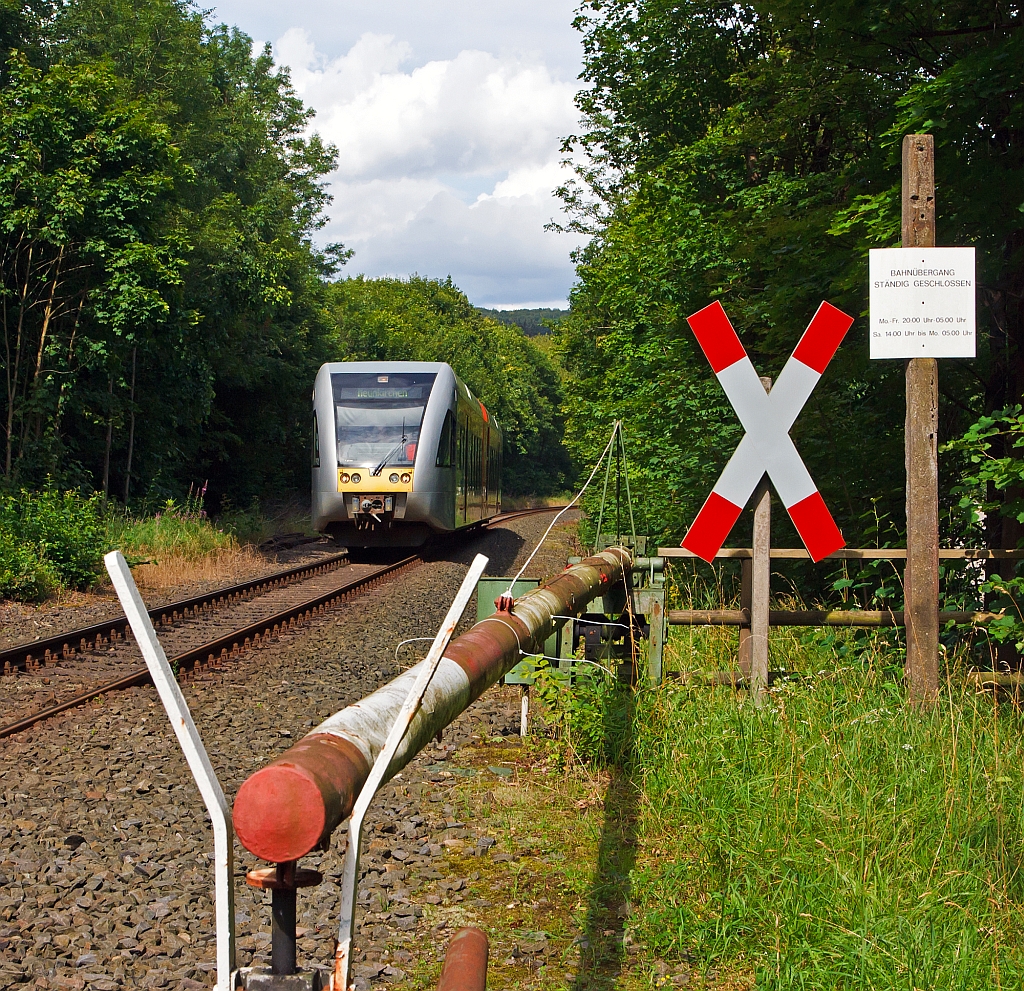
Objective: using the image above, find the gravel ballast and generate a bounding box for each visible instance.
[0,513,579,990]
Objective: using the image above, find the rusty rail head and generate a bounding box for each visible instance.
[233,547,632,863]
[437,927,488,991]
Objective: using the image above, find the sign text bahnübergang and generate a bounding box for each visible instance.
[875,268,973,289]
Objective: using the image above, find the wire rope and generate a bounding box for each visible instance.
[394,637,437,665]
[501,423,620,600]
[593,421,619,553]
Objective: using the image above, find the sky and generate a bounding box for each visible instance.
[206,1,588,308]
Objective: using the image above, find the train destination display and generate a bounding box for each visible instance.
[869,246,976,359]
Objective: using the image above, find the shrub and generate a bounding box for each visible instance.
[529,657,633,767]
[0,488,105,599]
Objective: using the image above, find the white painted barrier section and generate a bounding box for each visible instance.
[105,551,237,991]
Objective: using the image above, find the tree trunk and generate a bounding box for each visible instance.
[123,346,137,503]
[102,374,113,501]
[5,242,32,477]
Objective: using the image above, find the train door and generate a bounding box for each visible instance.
[456,414,468,526]
[482,424,489,510]
[469,426,480,522]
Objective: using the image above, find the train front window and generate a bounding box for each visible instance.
[331,372,436,468]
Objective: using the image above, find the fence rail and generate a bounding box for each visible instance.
[660,547,1024,560]
[668,609,1004,627]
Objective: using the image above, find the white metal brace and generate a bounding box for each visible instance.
[329,552,489,991]
[105,551,238,991]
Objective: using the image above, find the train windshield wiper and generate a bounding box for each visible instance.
[372,418,407,476]
[371,442,404,476]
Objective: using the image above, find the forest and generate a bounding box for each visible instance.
[0,0,568,514]
[556,0,1024,567]
[2,0,1023,608]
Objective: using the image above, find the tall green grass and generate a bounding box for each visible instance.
[625,634,1024,988]
[107,492,236,561]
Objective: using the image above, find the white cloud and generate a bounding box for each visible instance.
[273,30,586,306]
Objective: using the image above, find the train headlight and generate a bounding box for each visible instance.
[340,472,350,484]
[351,472,361,483]
[389,473,400,484]
[400,472,411,484]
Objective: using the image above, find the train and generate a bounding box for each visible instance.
[311,361,503,546]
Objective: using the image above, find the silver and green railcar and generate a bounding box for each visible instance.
[311,361,502,547]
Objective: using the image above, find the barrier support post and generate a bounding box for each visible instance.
[104,551,236,991]
[750,480,771,702]
[750,374,773,703]
[738,559,752,677]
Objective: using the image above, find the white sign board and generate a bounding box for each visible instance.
[869,246,975,358]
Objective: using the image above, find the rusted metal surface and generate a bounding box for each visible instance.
[0,556,420,740]
[436,927,488,991]
[233,547,632,864]
[329,556,489,991]
[0,551,350,677]
[486,505,568,525]
[668,608,1005,628]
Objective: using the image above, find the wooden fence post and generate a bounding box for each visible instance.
[750,375,773,703]
[902,134,940,702]
[739,558,752,677]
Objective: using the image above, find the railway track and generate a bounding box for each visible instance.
[0,506,569,740]
[0,550,351,677]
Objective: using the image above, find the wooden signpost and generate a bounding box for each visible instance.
[870,134,977,701]
[902,134,940,701]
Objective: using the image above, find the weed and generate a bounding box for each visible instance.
[108,489,235,561]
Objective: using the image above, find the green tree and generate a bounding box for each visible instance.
[557,0,1023,559]
[329,276,572,496]
[1,0,343,506]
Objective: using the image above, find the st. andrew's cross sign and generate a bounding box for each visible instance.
[681,300,854,564]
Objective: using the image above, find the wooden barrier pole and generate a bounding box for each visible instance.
[902,135,940,702]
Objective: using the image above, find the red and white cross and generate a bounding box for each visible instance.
[682,300,854,564]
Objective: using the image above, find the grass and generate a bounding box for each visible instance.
[0,486,294,602]
[626,629,1024,990]
[107,492,237,561]
[396,623,1024,991]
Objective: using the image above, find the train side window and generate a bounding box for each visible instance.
[436,410,454,467]
[312,413,320,468]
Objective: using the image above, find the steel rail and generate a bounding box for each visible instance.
[486,505,569,525]
[0,550,350,676]
[0,504,569,739]
[0,555,420,740]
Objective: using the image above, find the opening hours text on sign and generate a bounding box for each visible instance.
[869,246,976,359]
